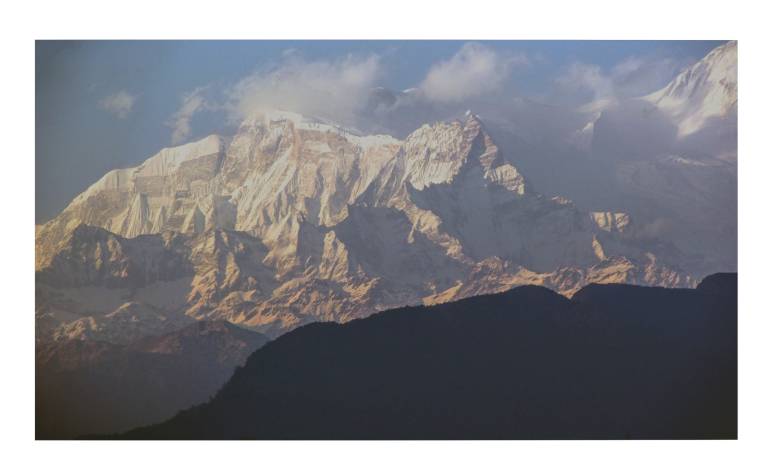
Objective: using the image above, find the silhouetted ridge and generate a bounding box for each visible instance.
[696,272,737,297]
[119,274,736,440]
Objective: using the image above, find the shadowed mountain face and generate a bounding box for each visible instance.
[36,321,268,439]
[119,273,736,440]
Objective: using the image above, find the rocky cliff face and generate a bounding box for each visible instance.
[36,109,695,338]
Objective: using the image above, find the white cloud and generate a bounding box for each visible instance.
[556,56,689,104]
[164,44,527,138]
[556,63,615,103]
[167,87,209,145]
[419,43,526,103]
[225,54,382,125]
[99,90,137,119]
[610,56,689,97]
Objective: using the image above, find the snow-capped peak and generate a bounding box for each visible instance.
[644,41,736,136]
[246,108,400,148]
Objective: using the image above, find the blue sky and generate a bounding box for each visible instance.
[36,40,726,222]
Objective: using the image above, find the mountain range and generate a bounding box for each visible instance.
[36,108,699,336]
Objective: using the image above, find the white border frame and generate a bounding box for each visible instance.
[3,1,766,475]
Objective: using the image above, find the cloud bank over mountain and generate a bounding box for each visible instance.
[165,41,727,147]
[225,53,383,126]
[419,42,527,103]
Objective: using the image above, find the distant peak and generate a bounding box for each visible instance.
[464,110,481,121]
[642,40,737,137]
[463,111,485,128]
